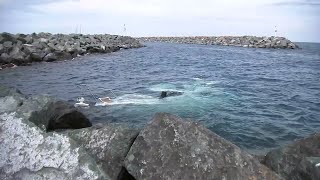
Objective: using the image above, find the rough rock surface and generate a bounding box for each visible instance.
[29,100,92,132]
[0,85,25,113]
[263,133,320,180]
[124,113,282,180]
[66,124,139,180]
[0,112,105,180]
[0,32,144,68]
[139,36,299,49]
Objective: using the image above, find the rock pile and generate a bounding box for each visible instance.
[1,85,318,180]
[0,32,143,68]
[139,36,299,49]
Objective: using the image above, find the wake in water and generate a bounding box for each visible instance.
[95,94,162,106]
[92,78,222,107]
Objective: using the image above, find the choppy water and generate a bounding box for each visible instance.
[1,42,320,153]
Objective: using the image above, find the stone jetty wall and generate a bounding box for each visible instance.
[1,85,319,180]
[138,36,300,49]
[0,32,143,69]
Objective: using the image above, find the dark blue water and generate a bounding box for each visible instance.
[1,42,320,153]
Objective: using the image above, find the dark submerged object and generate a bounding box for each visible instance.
[159,91,183,99]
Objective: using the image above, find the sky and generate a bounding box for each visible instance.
[0,0,319,42]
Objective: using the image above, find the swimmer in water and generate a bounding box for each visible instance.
[99,97,112,104]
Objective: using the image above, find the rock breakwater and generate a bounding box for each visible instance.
[0,32,143,69]
[138,36,299,49]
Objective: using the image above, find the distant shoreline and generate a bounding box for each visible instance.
[137,36,300,49]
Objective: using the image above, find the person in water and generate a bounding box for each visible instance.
[99,97,112,103]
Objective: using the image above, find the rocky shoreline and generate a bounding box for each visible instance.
[0,33,144,69]
[138,36,300,49]
[0,85,319,180]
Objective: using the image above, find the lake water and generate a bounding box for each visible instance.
[1,42,319,153]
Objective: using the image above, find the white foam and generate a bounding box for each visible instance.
[149,84,178,92]
[95,94,161,106]
[193,78,202,80]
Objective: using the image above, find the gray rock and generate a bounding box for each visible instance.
[0,44,4,54]
[0,32,16,43]
[0,96,23,113]
[29,100,92,132]
[3,41,13,48]
[124,113,281,180]
[22,44,38,54]
[43,53,57,62]
[54,51,73,60]
[30,52,47,62]
[263,133,320,180]
[0,112,105,180]
[0,85,24,97]
[9,46,27,65]
[0,53,10,63]
[280,40,288,48]
[67,124,139,180]
[16,95,54,120]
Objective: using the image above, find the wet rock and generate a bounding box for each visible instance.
[0,112,105,180]
[67,123,139,180]
[124,113,281,180]
[0,85,23,97]
[0,96,23,113]
[263,133,320,180]
[29,100,92,132]
[159,91,183,99]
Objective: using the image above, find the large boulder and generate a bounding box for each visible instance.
[43,52,57,62]
[124,113,281,179]
[30,52,47,62]
[16,95,54,120]
[0,112,105,180]
[29,100,92,132]
[263,133,320,180]
[67,123,139,180]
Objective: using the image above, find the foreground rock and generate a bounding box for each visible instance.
[0,113,104,180]
[124,113,281,179]
[263,133,320,180]
[139,36,299,49]
[66,124,139,180]
[0,32,144,68]
[29,101,92,132]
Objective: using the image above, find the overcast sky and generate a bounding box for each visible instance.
[0,0,319,42]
